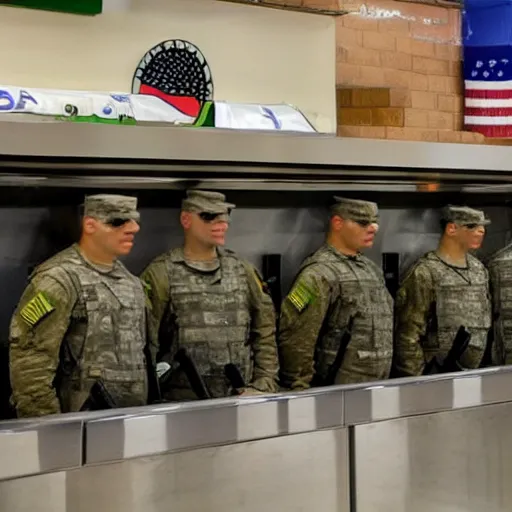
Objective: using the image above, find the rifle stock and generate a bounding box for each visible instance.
[79,380,117,411]
[173,348,212,400]
[312,316,355,387]
[224,363,246,390]
[423,325,471,375]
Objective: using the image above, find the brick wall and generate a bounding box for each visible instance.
[246,0,510,144]
[331,0,488,142]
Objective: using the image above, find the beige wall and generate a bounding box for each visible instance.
[0,0,336,132]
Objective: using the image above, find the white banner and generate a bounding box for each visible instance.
[211,101,316,132]
[0,86,194,124]
[0,85,317,132]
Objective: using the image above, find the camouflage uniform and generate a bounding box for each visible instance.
[278,197,394,390]
[395,206,492,376]
[487,243,512,365]
[141,190,279,400]
[9,195,148,418]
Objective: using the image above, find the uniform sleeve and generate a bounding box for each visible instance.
[140,260,171,366]
[241,261,279,394]
[9,272,75,418]
[488,261,504,365]
[394,264,435,377]
[278,267,332,390]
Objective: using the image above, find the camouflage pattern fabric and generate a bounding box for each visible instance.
[488,243,512,365]
[441,205,490,226]
[395,251,492,376]
[278,244,394,390]
[9,244,148,418]
[83,194,140,223]
[181,189,235,214]
[331,196,379,223]
[140,247,279,400]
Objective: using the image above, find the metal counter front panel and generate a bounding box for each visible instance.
[0,417,83,480]
[85,391,344,464]
[352,402,512,512]
[0,428,351,512]
[343,368,512,425]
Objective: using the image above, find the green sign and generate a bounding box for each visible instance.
[0,0,102,15]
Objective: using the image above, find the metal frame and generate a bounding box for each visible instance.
[1,122,512,192]
[0,121,510,173]
[2,365,512,479]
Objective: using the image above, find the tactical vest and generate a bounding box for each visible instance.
[36,246,148,412]
[301,245,394,384]
[487,246,512,364]
[419,252,491,368]
[163,248,252,399]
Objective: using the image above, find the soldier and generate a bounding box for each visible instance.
[394,205,492,376]
[487,243,512,365]
[140,190,279,400]
[278,197,393,390]
[9,194,149,418]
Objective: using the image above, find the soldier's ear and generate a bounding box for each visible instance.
[180,211,192,229]
[445,222,457,236]
[331,215,343,232]
[82,216,97,235]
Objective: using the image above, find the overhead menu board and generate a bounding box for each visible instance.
[0,0,101,15]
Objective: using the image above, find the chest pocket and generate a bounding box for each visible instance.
[437,284,491,330]
[81,279,145,368]
[436,283,491,350]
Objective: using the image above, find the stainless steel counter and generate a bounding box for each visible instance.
[2,368,512,511]
[1,366,511,478]
[0,120,511,177]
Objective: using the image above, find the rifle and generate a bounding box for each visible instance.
[144,342,163,404]
[423,325,471,375]
[171,348,212,400]
[224,363,246,392]
[312,316,355,387]
[262,254,282,314]
[79,380,117,411]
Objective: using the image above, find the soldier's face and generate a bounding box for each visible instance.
[93,218,140,256]
[188,211,230,247]
[339,218,379,251]
[458,223,486,250]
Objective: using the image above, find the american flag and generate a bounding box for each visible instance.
[464,45,512,138]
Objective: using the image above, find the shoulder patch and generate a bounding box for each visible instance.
[287,279,316,313]
[20,292,55,327]
[242,261,271,296]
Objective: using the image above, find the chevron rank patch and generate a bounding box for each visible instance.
[288,280,316,313]
[142,280,152,300]
[20,292,55,327]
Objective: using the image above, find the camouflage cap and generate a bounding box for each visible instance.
[441,205,490,226]
[331,196,379,224]
[83,194,140,223]
[182,190,236,214]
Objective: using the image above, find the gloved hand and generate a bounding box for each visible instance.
[237,387,267,397]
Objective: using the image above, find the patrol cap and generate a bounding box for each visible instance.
[83,194,140,223]
[331,196,379,224]
[182,190,236,214]
[441,205,490,226]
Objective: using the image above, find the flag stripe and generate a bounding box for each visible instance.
[464,124,512,137]
[465,87,512,98]
[465,107,512,116]
[466,98,512,107]
[465,80,512,91]
[465,115,512,125]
